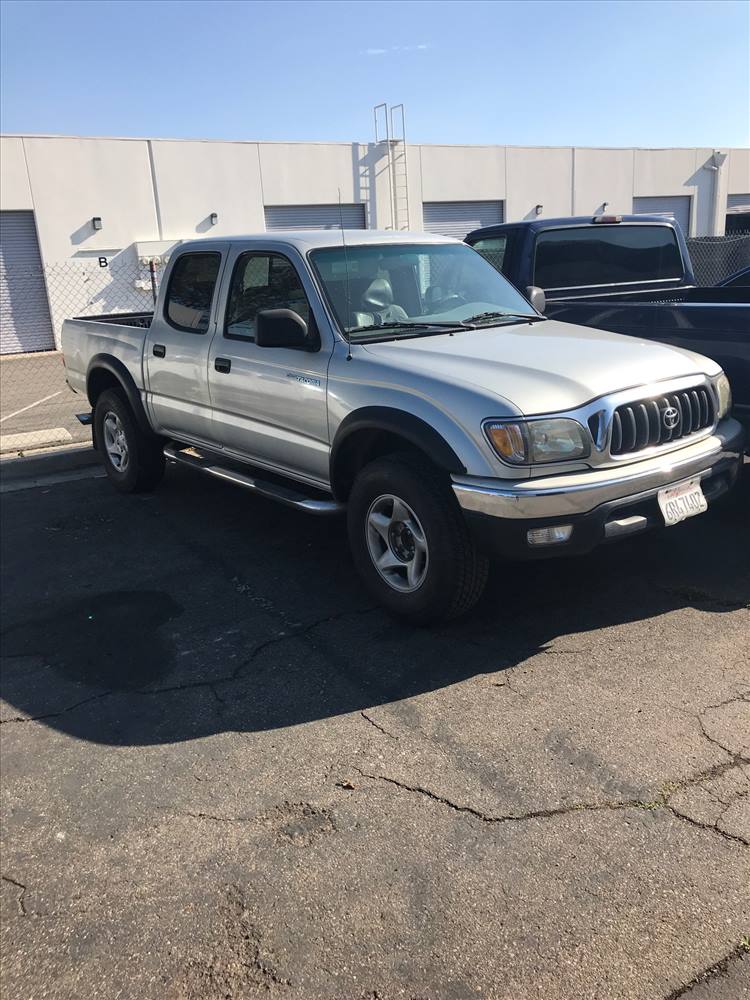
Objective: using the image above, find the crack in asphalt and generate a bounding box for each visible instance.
[661,755,750,800]
[0,606,378,726]
[353,765,750,847]
[656,583,750,611]
[695,691,750,762]
[491,675,526,697]
[0,690,113,726]
[1,875,28,916]
[664,941,748,999]
[360,710,398,740]
[352,767,646,825]
[227,605,377,683]
[170,811,258,824]
[663,803,749,847]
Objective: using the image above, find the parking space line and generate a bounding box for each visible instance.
[0,391,63,424]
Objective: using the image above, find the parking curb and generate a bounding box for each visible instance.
[0,444,100,482]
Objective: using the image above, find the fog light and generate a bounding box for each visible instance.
[526,525,573,546]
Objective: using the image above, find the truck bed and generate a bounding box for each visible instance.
[61,313,153,399]
[74,311,153,328]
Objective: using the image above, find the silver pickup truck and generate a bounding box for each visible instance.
[62,231,743,623]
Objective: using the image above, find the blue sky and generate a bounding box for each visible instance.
[1,0,748,147]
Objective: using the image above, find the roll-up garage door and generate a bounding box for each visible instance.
[264,204,366,231]
[632,196,691,237]
[726,193,750,233]
[0,211,55,354]
[422,201,504,239]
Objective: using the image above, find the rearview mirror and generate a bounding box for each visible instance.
[256,309,311,349]
[525,286,546,314]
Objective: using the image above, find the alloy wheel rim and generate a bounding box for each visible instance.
[103,412,129,473]
[366,494,429,593]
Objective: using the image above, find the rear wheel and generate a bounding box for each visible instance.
[347,453,488,624]
[94,388,164,493]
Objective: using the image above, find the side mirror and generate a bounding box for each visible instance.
[525,286,546,314]
[255,309,311,349]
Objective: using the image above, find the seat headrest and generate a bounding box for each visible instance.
[361,277,394,311]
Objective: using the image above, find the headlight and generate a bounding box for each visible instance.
[715,373,732,419]
[484,418,590,465]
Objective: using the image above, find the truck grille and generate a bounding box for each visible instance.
[610,386,715,456]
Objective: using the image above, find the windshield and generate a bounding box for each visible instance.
[309,242,538,342]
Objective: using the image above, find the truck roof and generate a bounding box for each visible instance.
[466,214,679,240]
[177,229,460,253]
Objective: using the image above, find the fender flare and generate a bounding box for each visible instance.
[330,406,466,495]
[86,354,152,434]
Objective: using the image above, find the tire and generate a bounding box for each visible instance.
[347,452,489,625]
[94,388,165,493]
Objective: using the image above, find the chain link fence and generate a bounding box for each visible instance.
[0,258,164,456]
[686,231,750,286]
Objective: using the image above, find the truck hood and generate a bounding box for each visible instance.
[362,319,719,415]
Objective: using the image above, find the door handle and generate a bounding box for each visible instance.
[215,358,231,374]
[152,344,166,358]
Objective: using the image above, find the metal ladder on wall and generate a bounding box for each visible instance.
[374,103,410,230]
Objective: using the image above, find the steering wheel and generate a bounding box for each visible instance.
[424,292,465,313]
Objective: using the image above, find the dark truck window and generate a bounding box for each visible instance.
[225,252,311,341]
[534,225,684,289]
[165,252,221,332]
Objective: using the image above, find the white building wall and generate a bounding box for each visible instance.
[505,146,573,221]
[572,148,634,216]
[727,147,750,197]
[418,144,506,202]
[633,148,703,236]
[20,136,158,263]
[258,142,362,208]
[149,139,265,240]
[0,137,33,210]
[405,145,424,230]
[1,135,749,269]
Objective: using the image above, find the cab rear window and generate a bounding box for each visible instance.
[534,225,684,289]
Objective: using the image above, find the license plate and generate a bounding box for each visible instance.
[657,477,708,526]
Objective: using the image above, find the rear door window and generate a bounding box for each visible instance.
[165,252,221,333]
[533,225,684,289]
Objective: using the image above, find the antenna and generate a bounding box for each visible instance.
[338,188,353,362]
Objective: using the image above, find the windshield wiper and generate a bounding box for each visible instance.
[346,321,464,342]
[460,311,544,327]
[347,321,463,335]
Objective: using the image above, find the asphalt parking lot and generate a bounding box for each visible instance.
[1,459,748,1000]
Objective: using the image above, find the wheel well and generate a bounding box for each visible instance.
[331,429,440,500]
[87,367,123,407]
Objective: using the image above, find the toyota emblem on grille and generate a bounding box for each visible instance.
[663,406,680,429]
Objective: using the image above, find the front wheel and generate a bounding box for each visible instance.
[347,453,489,624]
[94,388,164,493]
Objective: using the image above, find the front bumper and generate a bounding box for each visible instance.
[453,418,744,560]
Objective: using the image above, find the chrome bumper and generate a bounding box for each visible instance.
[452,419,744,520]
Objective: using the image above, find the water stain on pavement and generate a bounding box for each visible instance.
[1,590,183,690]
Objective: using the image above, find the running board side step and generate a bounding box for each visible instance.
[163,444,344,516]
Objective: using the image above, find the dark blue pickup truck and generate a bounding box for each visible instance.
[465,215,750,432]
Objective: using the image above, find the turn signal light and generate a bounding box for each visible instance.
[486,423,526,463]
